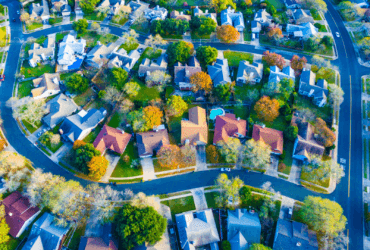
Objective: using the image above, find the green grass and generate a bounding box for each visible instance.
[109,177,143,183]
[56,32,69,42]
[20,61,54,78]
[160,196,196,220]
[165,86,175,98]
[130,79,161,102]
[49,17,63,25]
[266,0,285,9]
[5,237,20,250]
[18,80,34,98]
[108,112,121,128]
[133,47,162,71]
[111,16,128,25]
[191,31,211,39]
[73,88,95,106]
[153,158,170,172]
[83,125,103,143]
[111,141,143,177]
[131,23,149,34]
[316,68,336,84]
[40,146,52,156]
[84,12,106,21]
[22,120,42,134]
[79,31,118,48]
[35,35,47,45]
[67,225,86,250]
[158,191,191,199]
[205,191,220,208]
[364,139,367,179]
[244,29,252,41]
[223,50,254,66]
[250,111,288,132]
[366,79,370,96]
[119,42,139,53]
[280,140,294,175]
[162,34,183,39]
[26,21,43,31]
[60,72,75,81]
[301,167,330,188]
[301,182,329,194]
[293,96,332,122]
[45,140,63,153]
[310,9,322,20]
[175,0,206,6]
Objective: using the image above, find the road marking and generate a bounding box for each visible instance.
[327,8,348,58]
[349,75,352,198]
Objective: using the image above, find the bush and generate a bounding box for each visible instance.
[278,162,286,172]
[49,18,56,25]
[280,150,286,160]
[221,241,231,250]
[206,145,219,163]
[285,115,292,122]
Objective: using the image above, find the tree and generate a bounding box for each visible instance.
[338,1,358,21]
[215,174,244,207]
[207,0,236,12]
[249,244,272,250]
[127,109,148,132]
[130,192,161,212]
[328,84,344,110]
[73,140,86,150]
[151,19,190,36]
[262,51,285,70]
[166,95,188,117]
[284,125,298,141]
[267,26,282,39]
[216,25,240,43]
[321,35,334,48]
[314,118,336,147]
[311,55,331,68]
[110,67,128,90]
[119,99,134,114]
[217,138,241,163]
[300,196,346,236]
[196,46,218,68]
[66,74,89,93]
[87,156,109,180]
[144,34,168,52]
[157,144,181,169]
[123,81,141,97]
[115,204,167,249]
[143,105,163,130]
[239,186,252,205]
[190,71,213,94]
[72,19,89,34]
[145,70,171,92]
[79,0,100,13]
[243,139,271,170]
[0,205,9,245]
[290,55,307,72]
[91,22,100,31]
[102,87,124,106]
[180,145,196,166]
[302,0,327,13]
[74,143,101,174]
[123,29,139,47]
[221,241,231,250]
[166,41,194,65]
[197,17,217,35]
[20,13,30,22]
[214,83,233,102]
[12,98,48,129]
[206,145,219,163]
[50,134,60,147]
[254,96,280,122]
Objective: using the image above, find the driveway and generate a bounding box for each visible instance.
[279,196,295,220]
[196,145,206,171]
[191,188,208,211]
[62,16,70,25]
[140,157,157,181]
[101,153,120,182]
[288,160,302,185]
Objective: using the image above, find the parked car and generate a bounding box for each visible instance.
[336,32,340,38]
[0,75,5,81]
[138,48,144,53]
[220,168,225,172]
[12,18,16,22]
[17,10,20,15]
[225,168,231,172]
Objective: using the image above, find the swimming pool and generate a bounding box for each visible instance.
[210,108,225,120]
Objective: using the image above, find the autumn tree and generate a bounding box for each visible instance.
[0,139,6,152]
[123,81,141,98]
[145,70,171,92]
[73,140,86,150]
[314,118,336,147]
[267,26,282,39]
[302,0,327,12]
[262,51,285,70]
[196,46,218,68]
[157,144,181,169]
[216,25,240,43]
[20,13,30,22]
[74,143,101,174]
[143,105,163,130]
[119,99,135,114]
[180,145,196,167]
[254,96,280,122]
[290,55,307,73]
[166,41,194,65]
[206,145,219,163]
[190,71,213,94]
[303,154,344,184]
[0,204,10,245]
[166,95,188,117]
[215,174,244,208]
[87,156,109,180]
[0,152,27,178]
[217,138,241,163]
[130,192,161,212]
[242,139,271,170]
[207,0,236,12]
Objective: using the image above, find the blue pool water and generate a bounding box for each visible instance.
[210,108,225,120]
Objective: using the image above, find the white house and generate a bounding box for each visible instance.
[108,48,141,71]
[28,34,55,67]
[31,73,61,100]
[57,34,86,70]
[193,6,217,24]
[298,69,329,107]
[286,22,318,39]
[220,7,245,32]
[144,5,168,22]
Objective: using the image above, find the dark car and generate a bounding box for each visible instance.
[0,75,4,81]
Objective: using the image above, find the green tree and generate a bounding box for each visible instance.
[115,204,167,249]
[215,174,244,207]
[321,35,333,48]
[123,81,141,98]
[166,41,193,65]
[79,0,100,14]
[0,205,9,245]
[221,240,231,250]
[198,17,217,35]
[213,83,233,102]
[196,46,218,68]
[242,139,271,170]
[249,244,272,250]
[74,143,101,173]
[66,74,89,94]
[284,125,298,141]
[127,109,148,132]
[166,95,188,117]
[217,138,241,163]
[110,68,128,90]
[239,186,252,205]
[72,19,88,34]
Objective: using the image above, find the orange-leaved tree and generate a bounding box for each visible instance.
[314,118,336,147]
[206,145,219,163]
[157,144,181,169]
[216,25,240,43]
[290,55,307,72]
[143,105,163,130]
[268,27,283,39]
[73,140,86,150]
[190,71,213,94]
[254,96,280,122]
[87,156,109,180]
[262,51,285,70]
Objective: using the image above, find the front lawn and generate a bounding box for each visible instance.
[84,12,106,21]
[66,225,86,250]
[111,141,143,177]
[43,135,63,153]
[130,23,149,34]
[111,16,128,25]
[20,61,54,78]
[18,80,34,98]
[279,140,294,175]
[79,31,118,48]
[205,191,220,208]
[26,21,43,31]
[191,31,211,39]
[300,167,330,188]
[48,17,63,25]
[160,196,196,220]
[223,50,253,66]
[83,125,103,143]
[310,9,322,20]
[56,32,69,42]
[316,67,336,83]
[0,27,5,47]
[22,120,42,134]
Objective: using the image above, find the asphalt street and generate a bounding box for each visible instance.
[0,1,367,249]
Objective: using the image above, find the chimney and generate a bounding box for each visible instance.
[180,11,183,15]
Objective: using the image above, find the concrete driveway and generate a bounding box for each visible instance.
[196,145,207,171]
[141,157,157,181]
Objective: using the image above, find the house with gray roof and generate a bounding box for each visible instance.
[60,108,107,143]
[236,61,263,85]
[108,48,140,71]
[98,0,128,16]
[227,209,261,250]
[292,9,314,24]
[284,0,302,8]
[176,209,220,250]
[42,94,79,129]
[287,22,318,38]
[267,65,295,91]
[51,0,71,16]
[29,0,50,22]
[144,5,168,22]
[127,0,150,21]
[298,69,328,107]
[254,9,272,28]
[85,40,121,68]
[138,54,168,77]
[251,21,262,33]
[22,212,70,250]
[193,6,217,24]
[29,34,55,68]
[221,7,245,32]
[207,59,231,87]
[174,56,202,90]
[273,220,318,250]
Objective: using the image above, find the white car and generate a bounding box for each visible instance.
[336,32,340,38]
[225,168,231,172]
[17,10,20,15]
[220,168,225,172]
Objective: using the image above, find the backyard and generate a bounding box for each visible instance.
[129,78,161,103]
[205,191,220,209]
[79,31,118,48]
[20,61,54,78]
[83,125,103,143]
[111,141,143,178]
[73,88,95,107]
[293,96,332,122]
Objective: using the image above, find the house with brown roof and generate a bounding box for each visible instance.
[3,191,41,238]
[213,113,247,144]
[78,223,118,250]
[291,115,325,162]
[31,73,61,100]
[181,106,208,146]
[170,10,191,21]
[252,124,283,155]
[93,125,132,154]
[174,56,202,91]
[136,129,170,158]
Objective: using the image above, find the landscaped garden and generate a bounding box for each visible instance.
[20,61,54,78]
[26,21,43,31]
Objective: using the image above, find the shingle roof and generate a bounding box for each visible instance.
[292,9,312,21]
[138,54,168,75]
[170,10,191,20]
[108,49,140,71]
[31,73,60,98]
[298,69,328,101]
[86,40,121,68]
[174,56,202,85]
[93,125,132,154]
[58,34,86,66]
[237,61,263,82]
[207,59,231,87]
[28,35,55,66]
[30,0,50,18]
[181,106,208,145]
[252,124,284,154]
[213,113,247,144]
[136,129,170,157]
[220,7,245,29]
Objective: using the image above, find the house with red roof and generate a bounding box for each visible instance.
[2,191,41,238]
[93,125,132,155]
[252,124,284,155]
[213,113,247,144]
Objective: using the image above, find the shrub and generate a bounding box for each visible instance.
[280,150,286,160]
[221,241,231,250]
[206,145,219,163]
[278,162,286,172]
[73,140,86,150]
[123,155,130,163]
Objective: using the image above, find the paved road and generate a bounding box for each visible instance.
[0,1,367,249]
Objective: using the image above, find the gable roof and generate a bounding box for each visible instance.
[30,0,50,18]
[43,93,79,128]
[237,61,263,81]
[136,129,170,157]
[93,125,132,154]
[252,124,284,154]
[170,10,191,20]
[221,7,245,29]
[174,56,202,85]
[273,220,318,250]
[3,191,40,238]
[79,223,118,250]
[138,54,168,75]
[32,73,60,98]
[86,40,121,68]
[108,48,140,70]
[181,106,208,145]
[207,59,231,87]
[254,9,272,22]
[58,34,86,66]
[292,9,312,21]
[213,113,247,144]
[28,35,55,65]
[298,69,328,101]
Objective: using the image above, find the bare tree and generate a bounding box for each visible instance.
[102,87,124,105]
[130,192,161,212]
[123,29,139,46]
[144,34,168,52]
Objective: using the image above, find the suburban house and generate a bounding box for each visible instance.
[127,0,150,21]
[78,223,118,250]
[93,125,132,155]
[236,61,263,85]
[170,10,191,21]
[75,0,83,15]
[138,54,168,77]
[3,191,41,238]
[286,22,318,38]
[136,128,170,158]
[221,7,245,32]
[108,48,140,71]
[22,212,70,250]
[29,0,50,22]
[252,9,272,33]
[292,9,314,24]
[50,0,71,16]
[31,73,61,100]
[181,106,208,146]
[213,113,247,144]
[59,108,107,143]
[227,209,261,250]
[144,5,168,22]
[252,124,284,155]
[28,34,55,67]
[85,40,121,68]
[42,93,79,129]
[193,6,217,24]
[291,115,325,162]
[57,34,86,71]
[207,59,231,87]
[267,65,295,91]
[351,0,369,8]
[176,209,220,250]
[273,219,318,250]
[284,0,302,9]
[251,21,262,34]
[174,56,202,90]
[98,0,130,16]
[298,69,329,107]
